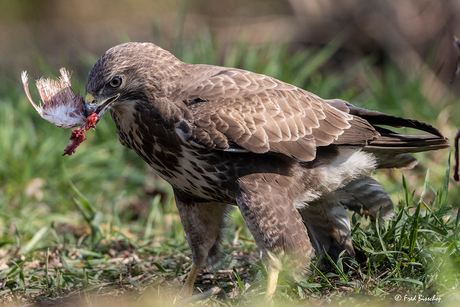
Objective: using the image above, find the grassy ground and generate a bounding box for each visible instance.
[0,35,460,306]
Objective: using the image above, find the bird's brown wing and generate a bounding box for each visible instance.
[179,68,374,162]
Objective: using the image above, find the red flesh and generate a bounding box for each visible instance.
[63,113,98,156]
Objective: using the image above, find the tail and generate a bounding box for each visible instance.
[328,99,450,169]
[365,130,449,169]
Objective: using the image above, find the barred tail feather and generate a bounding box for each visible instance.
[300,176,394,264]
[339,176,394,222]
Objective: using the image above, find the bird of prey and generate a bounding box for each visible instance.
[84,42,449,299]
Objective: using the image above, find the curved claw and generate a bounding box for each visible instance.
[177,264,200,298]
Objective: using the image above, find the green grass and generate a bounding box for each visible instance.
[0,34,459,306]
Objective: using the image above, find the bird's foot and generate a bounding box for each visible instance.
[174,264,221,304]
[264,267,280,301]
[175,263,200,301]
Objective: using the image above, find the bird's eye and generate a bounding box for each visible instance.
[109,76,122,88]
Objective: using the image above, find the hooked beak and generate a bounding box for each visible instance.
[84,93,120,120]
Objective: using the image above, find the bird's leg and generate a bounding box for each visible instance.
[174,193,231,298]
[236,175,313,300]
[265,265,280,300]
[178,263,201,298]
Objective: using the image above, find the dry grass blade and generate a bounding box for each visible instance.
[453,37,460,182]
[454,36,460,79]
[178,287,221,305]
[454,128,460,181]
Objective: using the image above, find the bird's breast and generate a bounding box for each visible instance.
[112,109,235,202]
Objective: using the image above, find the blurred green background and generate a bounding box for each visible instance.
[1,0,460,304]
[1,0,460,231]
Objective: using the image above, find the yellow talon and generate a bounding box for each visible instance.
[265,267,279,300]
[178,263,278,301]
[178,263,200,298]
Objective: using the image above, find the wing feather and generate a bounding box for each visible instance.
[181,67,355,161]
[263,113,283,141]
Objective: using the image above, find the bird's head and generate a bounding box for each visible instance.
[84,42,181,121]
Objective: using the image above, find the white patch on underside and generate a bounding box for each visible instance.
[294,148,376,209]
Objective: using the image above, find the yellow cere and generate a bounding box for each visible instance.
[85,93,94,103]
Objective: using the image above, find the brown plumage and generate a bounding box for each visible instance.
[84,42,449,298]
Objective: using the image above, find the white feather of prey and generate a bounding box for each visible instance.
[21,68,86,129]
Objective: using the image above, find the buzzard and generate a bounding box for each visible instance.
[84,42,449,299]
